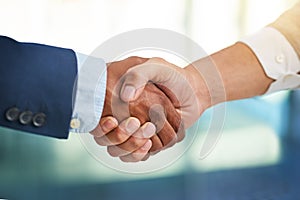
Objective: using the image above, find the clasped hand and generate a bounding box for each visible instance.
[90,57,210,162]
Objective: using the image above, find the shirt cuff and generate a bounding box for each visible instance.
[240,27,300,94]
[70,52,107,133]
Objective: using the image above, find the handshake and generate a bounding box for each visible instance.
[86,41,275,163]
[89,56,214,163]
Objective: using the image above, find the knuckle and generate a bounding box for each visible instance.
[151,57,166,63]
[127,56,139,60]
[127,56,145,64]
[126,69,140,78]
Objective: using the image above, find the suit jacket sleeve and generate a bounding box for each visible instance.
[0,36,77,139]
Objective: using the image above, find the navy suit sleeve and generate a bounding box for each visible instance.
[0,36,77,139]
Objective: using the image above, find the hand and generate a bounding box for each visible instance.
[90,57,184,162]
[92,116,155,162]
[120,57,211,131]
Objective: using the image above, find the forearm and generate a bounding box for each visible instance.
[185,43,273,108]
[186,2,300,108]
[210,42,274,101]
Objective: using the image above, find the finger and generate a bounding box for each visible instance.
[156,120,178,150]
[90,116,118,137]
[165,107,185,143]
[119,140,152,162]
[107,122,156,157]
[148,122,177,154]
[148,84,184,144]
[164,100,183,134]
[165,108,185,143]
[149,134,163,153]
[148,105,178,151]
[133,122,156,139]
[94,117,140,146]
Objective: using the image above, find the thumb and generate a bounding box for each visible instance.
[120,59,169,102]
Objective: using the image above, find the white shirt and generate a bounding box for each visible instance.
[240,27,300,94]
[71,53,107,133]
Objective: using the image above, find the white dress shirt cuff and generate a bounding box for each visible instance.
[71,53,107,133]
[240,27,300,94]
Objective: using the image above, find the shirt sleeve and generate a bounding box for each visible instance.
[239,27,300,94]
[70,53,107,133]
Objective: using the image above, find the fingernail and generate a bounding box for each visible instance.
[102,118,118,131]
[122,85,136,101]
[125,118,140,134]
[143,123,156,138]
[141,140,152,151]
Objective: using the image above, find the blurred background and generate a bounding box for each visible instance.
[0,0,300,199]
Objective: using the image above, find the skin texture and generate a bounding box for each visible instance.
[90,57,183,162]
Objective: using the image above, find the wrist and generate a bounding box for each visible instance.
[185,56,227,111]
[184,63,213,112]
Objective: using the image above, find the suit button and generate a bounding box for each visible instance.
[5,107,20,121]
[19,111,33,125]
[32,113,46,127]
